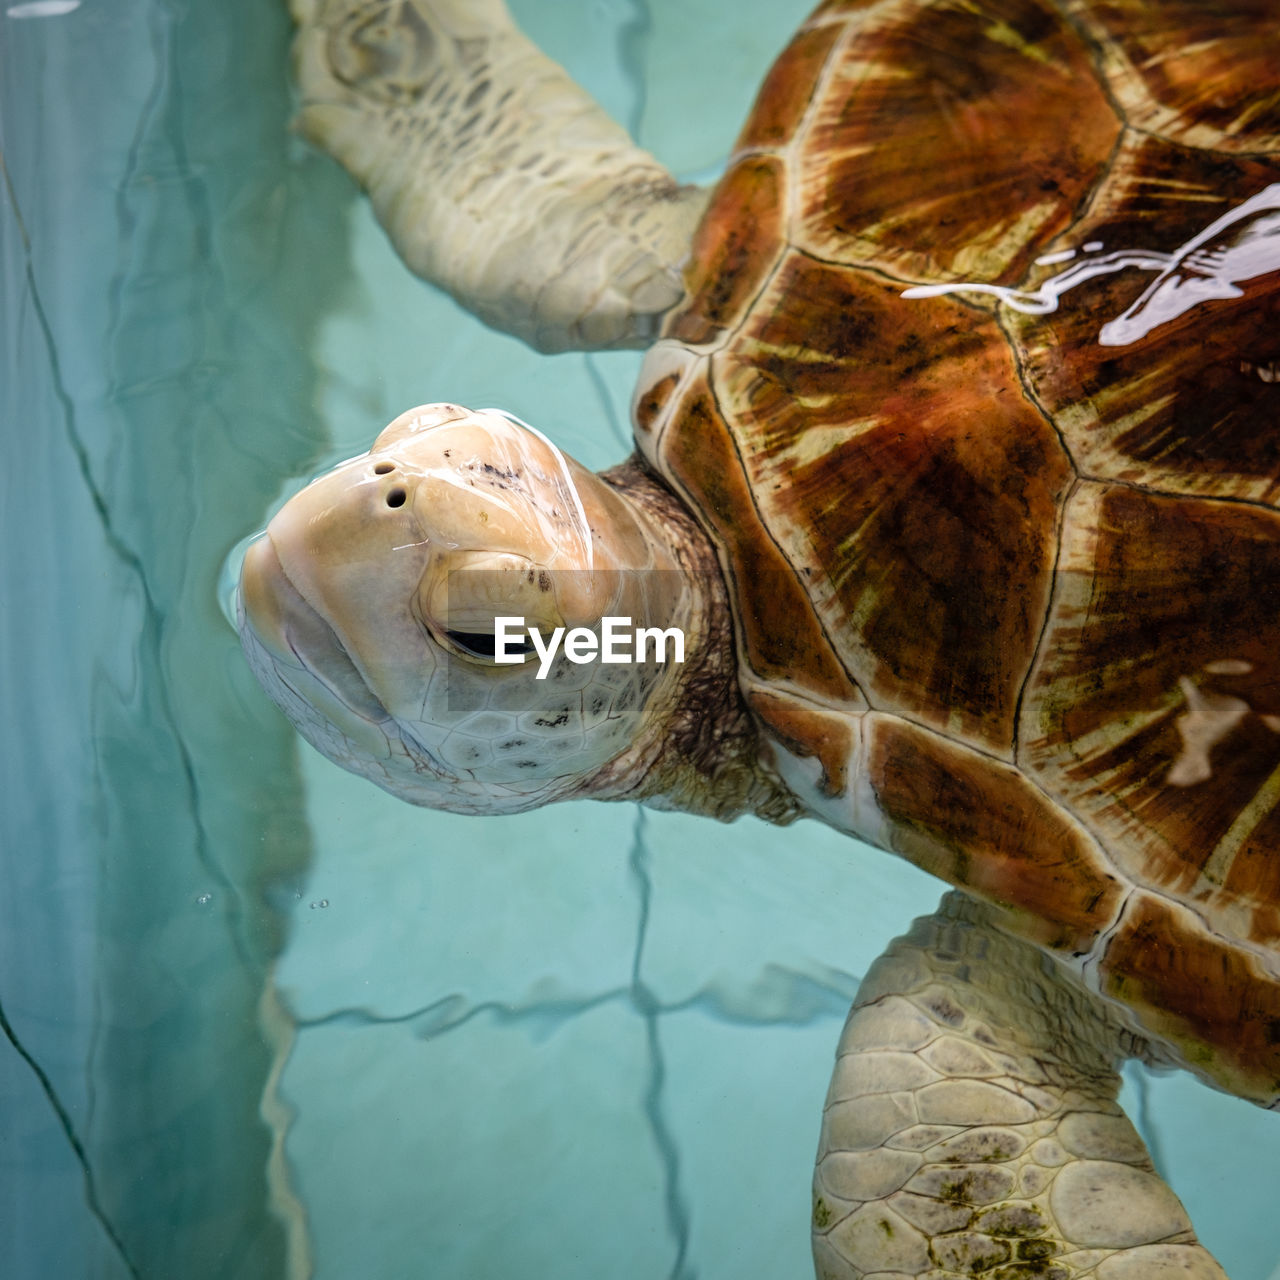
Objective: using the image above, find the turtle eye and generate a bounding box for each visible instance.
[444,629,535,662]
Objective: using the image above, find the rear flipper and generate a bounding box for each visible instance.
[813,893,1228,1279]
[290,0,707,352]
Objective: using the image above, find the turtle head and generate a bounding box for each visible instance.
[237,403,698,814]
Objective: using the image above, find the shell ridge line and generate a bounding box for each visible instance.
[1077,469,1280,518]
[1041,0,1134,125]
[991,299,1084,769]
[706,365,870,711]
[1007,483,1153,915]
[993,297,1083,475]
[1010,467,1082,766]
[780,10,870,244]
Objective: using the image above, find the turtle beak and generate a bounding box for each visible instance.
[238,532,392,726]
[239,535,298,664]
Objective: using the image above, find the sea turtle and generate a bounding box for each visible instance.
[240,0,1280,1274]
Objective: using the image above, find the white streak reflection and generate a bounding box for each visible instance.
[903,184,1280,347]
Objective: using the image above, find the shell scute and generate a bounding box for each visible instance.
[733,19,844,154]
[671,154,787,349]
[793,0,1119,283]
[1102,892,1280,1103]
[865,714,1124,954]
[1020,483,1280,949]
[1007,133,1280,505]
[748,686,856,799]
[709,250,1071,756]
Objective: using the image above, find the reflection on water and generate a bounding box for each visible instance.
[903,182,1280,347]
[3,2,1279,1279]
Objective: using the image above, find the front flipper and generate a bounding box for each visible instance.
[813,893,1228,1279]
[290,0,707,352]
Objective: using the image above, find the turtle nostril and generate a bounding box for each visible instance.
[373,461,395,475]
[385,486,407,508]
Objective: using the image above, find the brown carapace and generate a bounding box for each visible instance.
[635,0,1280,1106]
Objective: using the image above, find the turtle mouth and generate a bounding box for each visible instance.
[238,534,394,730]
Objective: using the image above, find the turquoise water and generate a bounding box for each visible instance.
[2,1,1278,1277]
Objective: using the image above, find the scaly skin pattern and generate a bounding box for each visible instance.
[289,0,706,351]
[813,895,1227,1279]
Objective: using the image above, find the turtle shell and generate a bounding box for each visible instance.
[634,0,1280,1105]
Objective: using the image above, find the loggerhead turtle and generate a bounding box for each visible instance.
[239,0,1280,1275]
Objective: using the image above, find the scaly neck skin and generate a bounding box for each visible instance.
[582,457,801,825]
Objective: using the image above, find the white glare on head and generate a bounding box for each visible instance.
[480,408,595,573]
